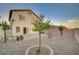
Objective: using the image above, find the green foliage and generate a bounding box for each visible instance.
[1,21,9,30]
[32,15,52,54]
[0,21,9,42]
[58,25,65,31]
[58,25,65,36]
[32,15,52,32]
[0,23,1,26]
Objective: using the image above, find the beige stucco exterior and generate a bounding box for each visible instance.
[10,10,39,36]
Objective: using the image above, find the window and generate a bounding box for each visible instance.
[23,27,26,34]
[19,15,25,21]
[16,27,20,33]
[23,27,29,34]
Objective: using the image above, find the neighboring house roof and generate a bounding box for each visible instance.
[9,9,40,21]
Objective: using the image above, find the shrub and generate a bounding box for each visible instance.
[16,36,19,41]
[19,35,24,40]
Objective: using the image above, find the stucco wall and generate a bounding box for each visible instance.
[48,27,74,38]
[10,11,38,36]
[74,29,79,43]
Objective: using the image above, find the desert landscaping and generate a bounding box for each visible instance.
[0,3,79,55]
[0,28,79,55]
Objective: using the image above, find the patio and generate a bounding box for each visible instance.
[0,31,79,55]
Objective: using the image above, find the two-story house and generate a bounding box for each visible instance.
[9,9,40,36]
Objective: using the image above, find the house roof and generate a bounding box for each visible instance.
[9,9,40,21]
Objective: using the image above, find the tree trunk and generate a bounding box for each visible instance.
[37,32,41,55]
[61,31,62,36]
[4,30,7,43]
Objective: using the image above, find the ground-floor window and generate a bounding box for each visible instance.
[16,26,20,33]
[23,27,26,34]
[23,27,29,34]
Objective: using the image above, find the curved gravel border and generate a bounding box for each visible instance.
[25,45,54,55]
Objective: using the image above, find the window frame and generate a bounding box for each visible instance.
[19,14,25,21]
[16,26,20,33]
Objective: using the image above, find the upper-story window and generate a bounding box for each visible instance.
[19,15,25,21]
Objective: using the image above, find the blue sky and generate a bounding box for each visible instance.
[0,3,79,28]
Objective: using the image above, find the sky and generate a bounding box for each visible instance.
[0,3,79,29]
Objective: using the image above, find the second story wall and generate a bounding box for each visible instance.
[11,11,38,28]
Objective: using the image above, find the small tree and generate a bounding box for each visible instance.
[58,25,65,36]
[0,21,9,42]
[32,15,52,54]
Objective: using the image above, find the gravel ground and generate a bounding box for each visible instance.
[0,30,79,55]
